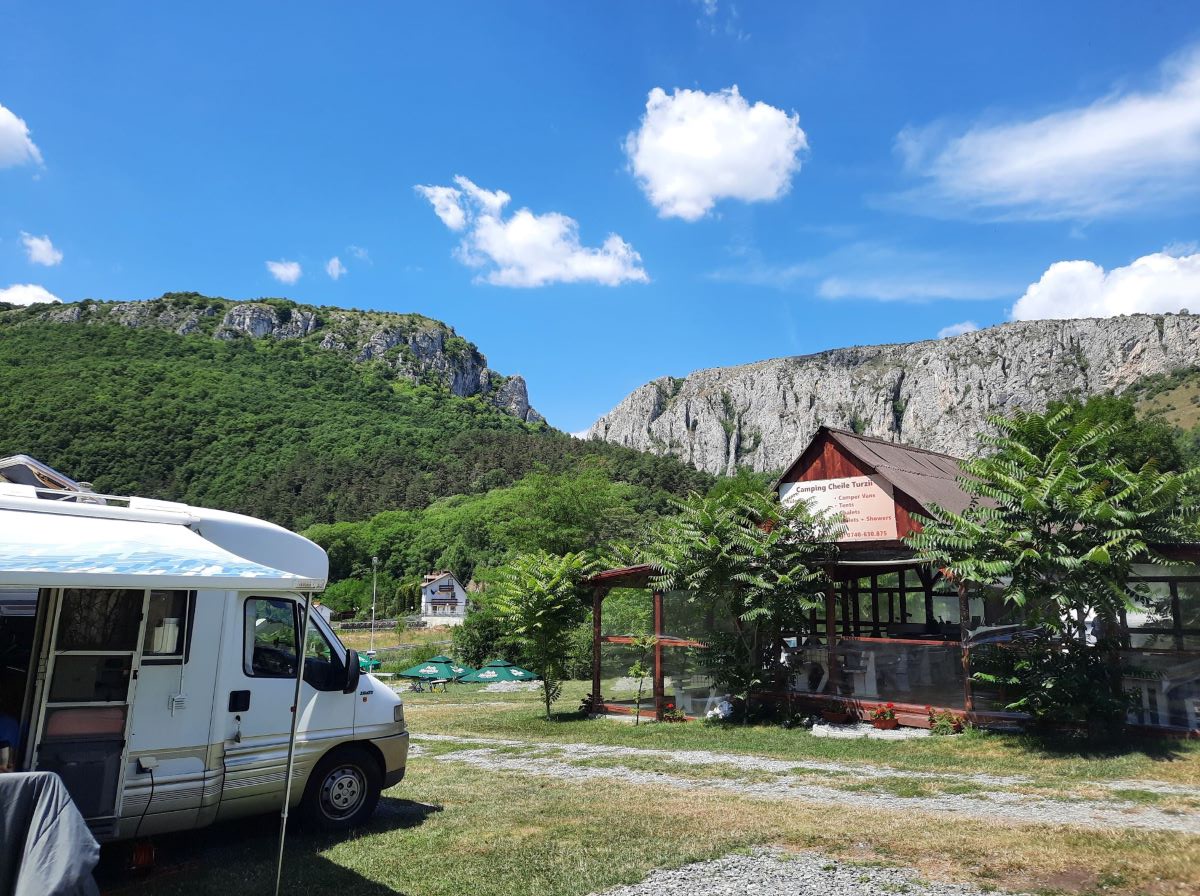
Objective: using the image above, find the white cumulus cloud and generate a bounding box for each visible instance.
[937,321,980,339]
[20,232,62,266]
[417,176,648,287]
[414,184,469,230]
[1011,251,1200,320]
[348,245,370,261]
[897,45,1200,220]
[326,256,346,280]
[265,259,302,284]
[0,283,60,305]
[0,103,42,168]
[625,86,807,221]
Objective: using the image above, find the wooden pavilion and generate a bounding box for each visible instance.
[586,427,1200,731]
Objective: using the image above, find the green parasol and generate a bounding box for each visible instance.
[399,654,475,680]
[457,658,539,683]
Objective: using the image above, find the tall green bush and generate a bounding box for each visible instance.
[908,408,1200,734]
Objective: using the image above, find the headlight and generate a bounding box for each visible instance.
[394,703,405,723]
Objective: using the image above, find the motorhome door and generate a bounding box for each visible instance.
[220,595,354,814]
[31,588,147,838]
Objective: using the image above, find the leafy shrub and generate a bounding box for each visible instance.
[971,636,1134,735]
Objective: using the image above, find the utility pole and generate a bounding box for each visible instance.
[370,556,378,654]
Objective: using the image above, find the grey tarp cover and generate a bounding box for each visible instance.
[0,772,100,896]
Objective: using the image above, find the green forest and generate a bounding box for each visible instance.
[5,307,1199,622]
[0,319,711,599]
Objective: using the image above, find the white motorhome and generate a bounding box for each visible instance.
[0,477,408,841]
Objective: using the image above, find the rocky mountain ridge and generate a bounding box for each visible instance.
[3,292,543,423]
[585,313,1200,474]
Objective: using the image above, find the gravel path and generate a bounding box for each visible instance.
[413,732,1200,795]
[410,733,1200,834]
[590,848,1030,896]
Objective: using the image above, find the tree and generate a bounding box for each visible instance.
[452,594,518,669]
[490,551,592,720]
[1047,395,1185,473]
[625,634,657,726]
[644,489,839,714]
[907,408,1200,731]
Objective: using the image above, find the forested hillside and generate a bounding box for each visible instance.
[0,320,711,533]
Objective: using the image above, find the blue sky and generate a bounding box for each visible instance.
[3,2,1200,431]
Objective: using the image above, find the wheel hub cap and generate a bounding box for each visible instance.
[322,766,364,816]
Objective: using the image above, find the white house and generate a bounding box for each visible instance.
[420,571,468,626]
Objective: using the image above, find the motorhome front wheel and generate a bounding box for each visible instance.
[301,746,383,831]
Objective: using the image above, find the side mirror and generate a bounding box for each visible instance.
[344,649,362,694]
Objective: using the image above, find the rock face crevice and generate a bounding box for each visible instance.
[19,294,544,424]
[585,314,1200,473]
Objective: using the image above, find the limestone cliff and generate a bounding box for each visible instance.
[585,314,1200,473]
[15,293,544,423]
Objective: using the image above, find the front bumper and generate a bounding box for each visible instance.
[372,730,410,788]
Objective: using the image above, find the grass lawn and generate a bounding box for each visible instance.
[106,748,1199,896]
[403,680,1200,789]
[106,680,1200,896]
[334,626,453,653]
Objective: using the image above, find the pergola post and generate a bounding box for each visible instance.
[870,574,881,637]
[652,589,665,721]
[957,581,974,713]
[590,587,605,713]
[824,581,838,694]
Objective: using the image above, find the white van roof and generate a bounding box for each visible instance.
[0,486,327,592]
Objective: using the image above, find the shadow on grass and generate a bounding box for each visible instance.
[1007,729,1192,764]
[546,710,589,723]
[98,799,442,895]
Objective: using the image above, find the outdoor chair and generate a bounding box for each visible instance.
[837,648,878,698]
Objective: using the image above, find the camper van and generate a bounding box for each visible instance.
[0,471,408,841]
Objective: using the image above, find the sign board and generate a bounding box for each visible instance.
[779,475,898,542]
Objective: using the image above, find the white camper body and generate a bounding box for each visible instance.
[0,484,408,841]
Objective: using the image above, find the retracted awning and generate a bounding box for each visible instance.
[0,508,323,591]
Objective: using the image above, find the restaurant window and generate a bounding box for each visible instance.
[1127,576,1200,651]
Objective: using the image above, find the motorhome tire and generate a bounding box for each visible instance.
[300,745,382,831]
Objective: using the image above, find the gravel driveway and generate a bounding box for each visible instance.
[589,848,1030,896]
[410,733,1200,834]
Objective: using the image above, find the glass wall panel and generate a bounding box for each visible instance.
[1176,580,1200,632]
[599,589,651,638]
[822,639,965,709]
[1122,649,1200,729]
[598,640,653,712]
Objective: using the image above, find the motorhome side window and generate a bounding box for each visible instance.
[142,590,191,659]
[243,597,299,678]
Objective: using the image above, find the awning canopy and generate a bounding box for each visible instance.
[0,507,324,592]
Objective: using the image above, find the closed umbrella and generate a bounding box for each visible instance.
[458,658,538,683]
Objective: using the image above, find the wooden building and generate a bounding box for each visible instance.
[587,427,1200,732]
